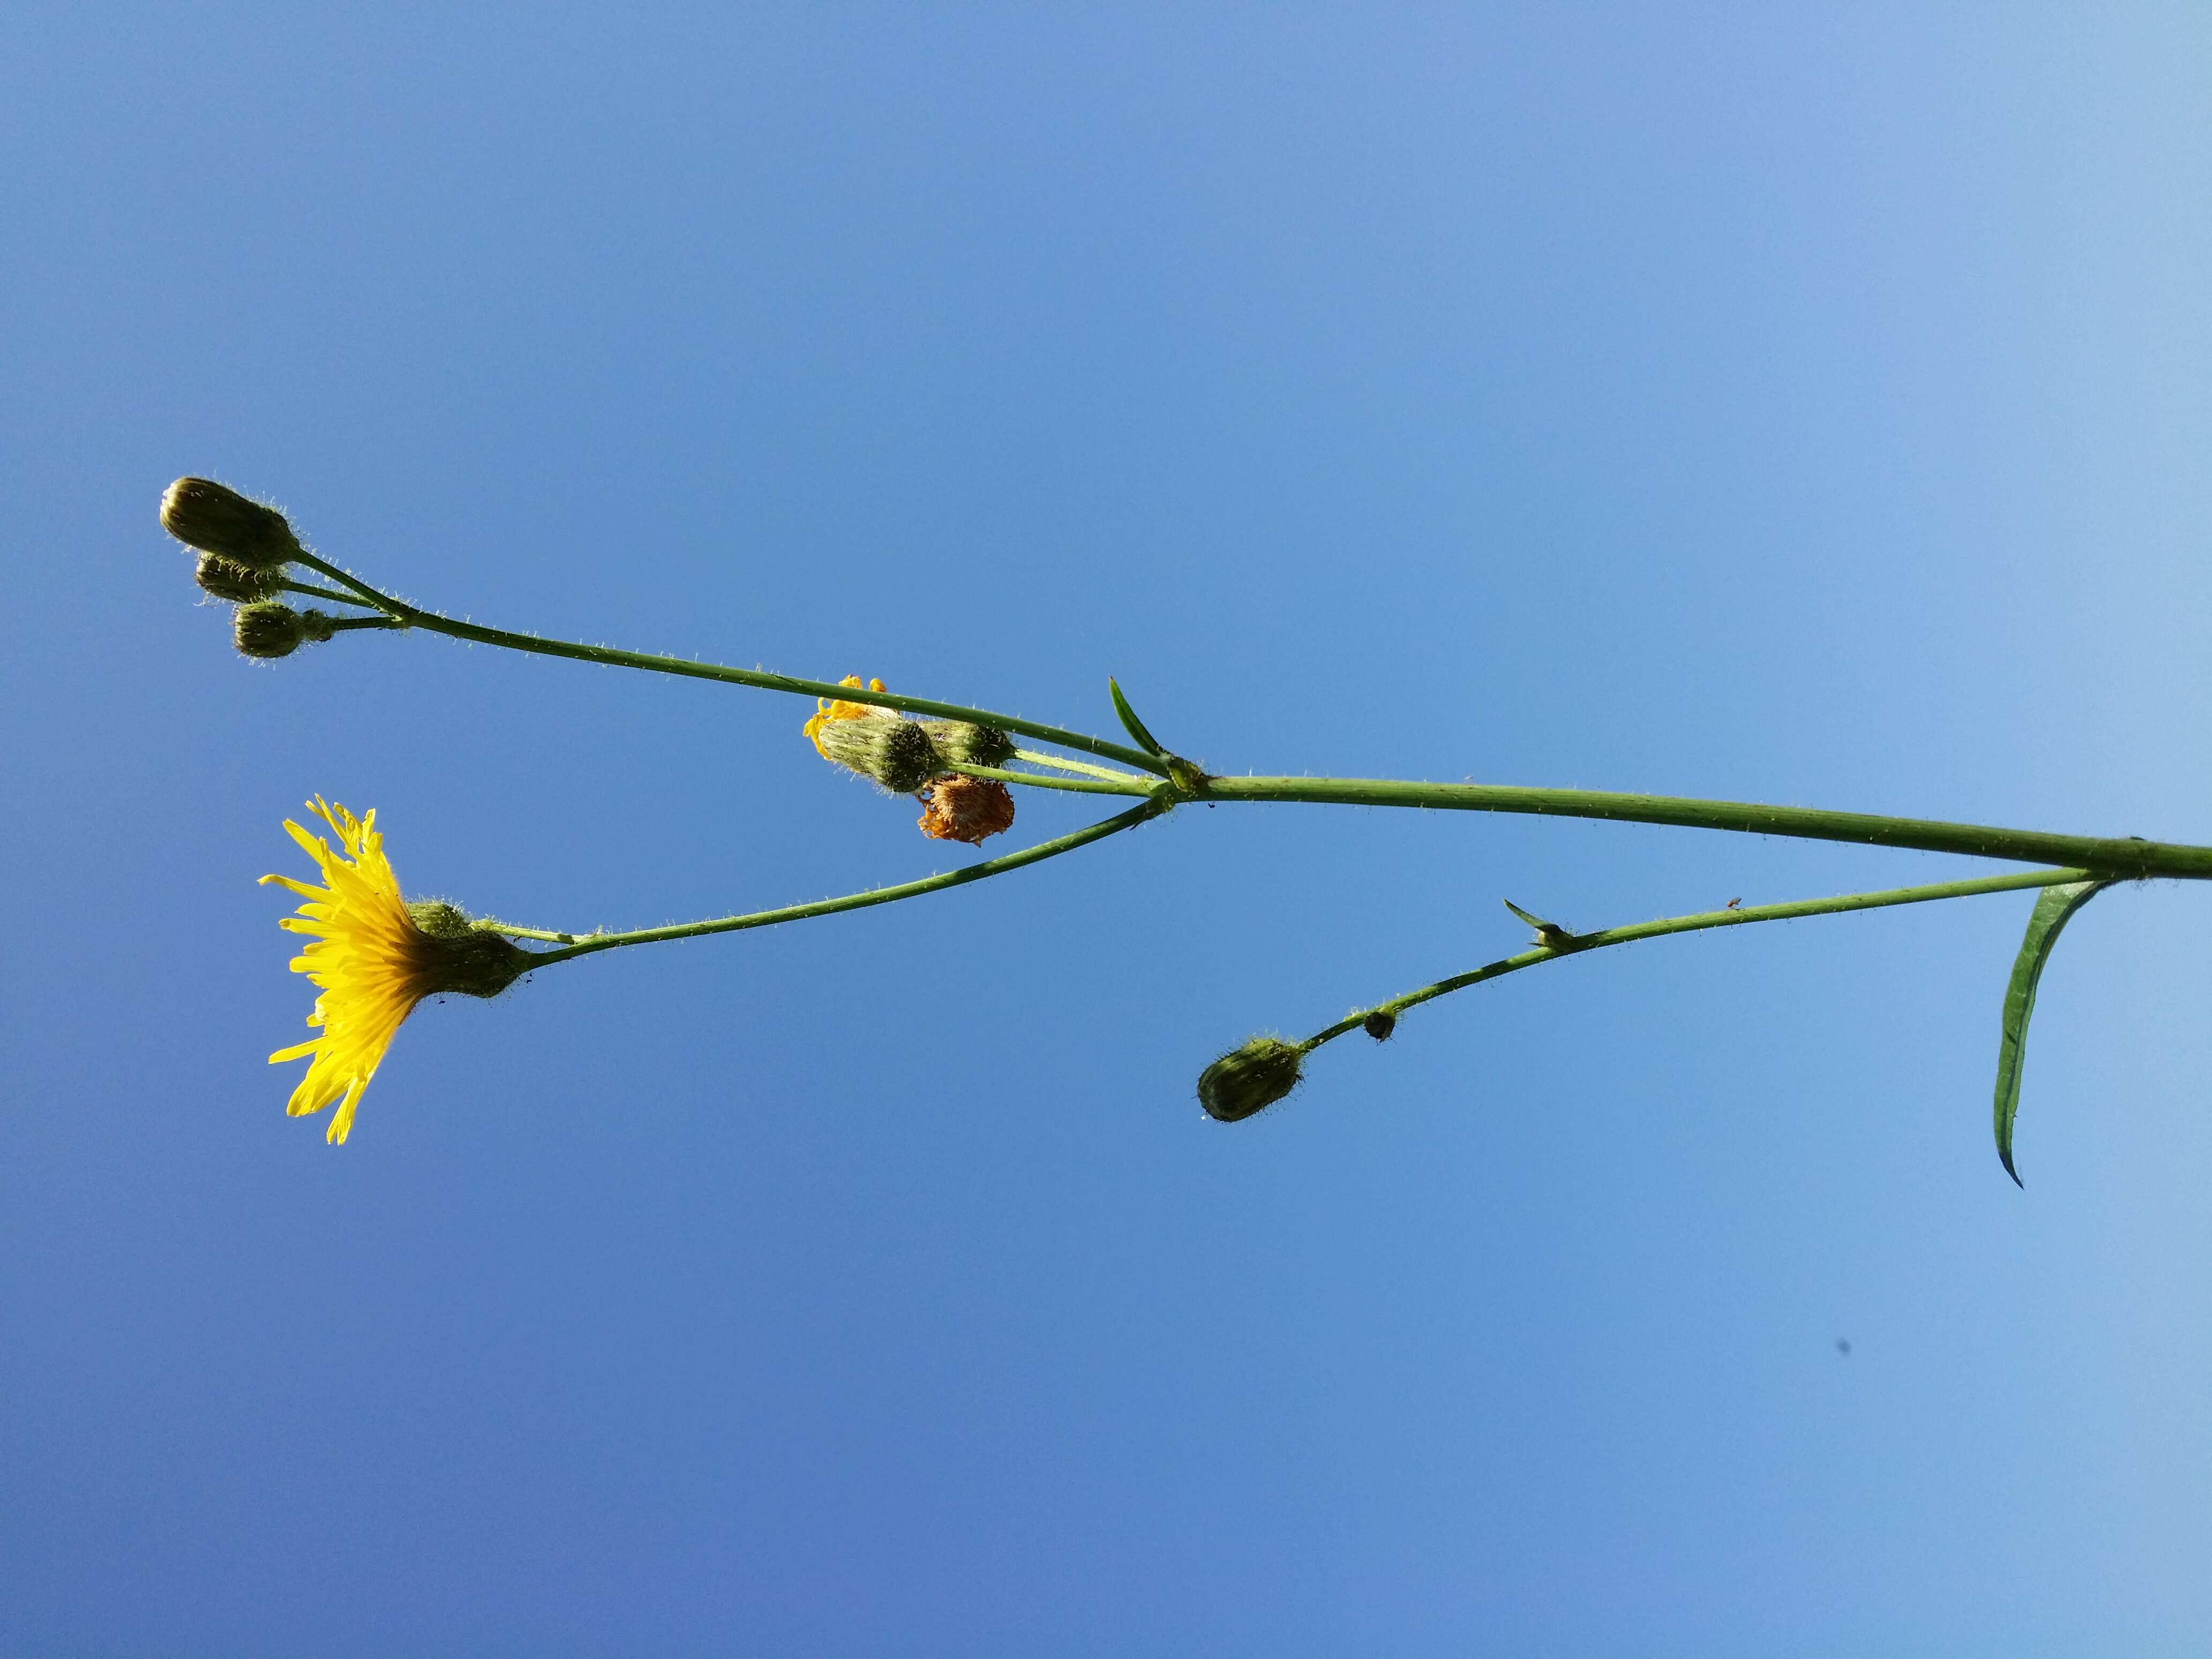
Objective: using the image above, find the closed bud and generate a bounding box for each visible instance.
[817,714,946,793]
[195,550,285,603]
[917,774,1017,846]
[1362,1011,1396,1042]
[160,477,302,570]
[1197,1036,1306,1123]
[919,720,1017,769]
[234,602,339,659]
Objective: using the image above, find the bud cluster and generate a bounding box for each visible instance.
[161,477,383,663]
[813,700,1022,847]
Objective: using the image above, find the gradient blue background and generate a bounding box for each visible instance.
[6,4,2211,1652]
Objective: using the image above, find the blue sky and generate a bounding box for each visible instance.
[6,4,2212,1652]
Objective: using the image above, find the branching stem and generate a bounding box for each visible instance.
[288,549,2212,881]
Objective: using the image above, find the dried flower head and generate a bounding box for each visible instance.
[916,774,1017,846]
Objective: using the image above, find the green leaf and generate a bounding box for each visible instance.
[1992,878,2110,1186]
[1107,677,1165,756]
[1503,898,1581,951]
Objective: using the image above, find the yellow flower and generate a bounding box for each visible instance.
[259,797,526,1145]
[802,675,888,758]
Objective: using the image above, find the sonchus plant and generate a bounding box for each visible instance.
[163,477,2206,1175]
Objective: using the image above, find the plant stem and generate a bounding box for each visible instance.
[289,551,1170,776]
[947,763,1161,798]
[498,798,1167,966]
[1303,866,2098,1049]
[285,549,2212,880]
[1011,749,1153,784]
[1199,777,2212,881]
[283,579,381,607]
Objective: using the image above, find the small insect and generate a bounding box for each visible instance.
[1725,897,1743,910]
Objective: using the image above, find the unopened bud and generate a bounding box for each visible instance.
[160,477,302,570]
[817,714,946,793]
[1362,1011,1396,1042]
[1197,1037,1305,1123]
[919,720,1017,769]
[194,550,284,603]
[234,602,339,659]
[917,774,1017,845]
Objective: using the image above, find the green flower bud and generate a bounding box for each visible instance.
[160,477,302,570]
[1197,1037,1305,1123]
[919,720,1017,769]
[194,550,285,603]
[234,602,339,659]
[817,714,946,793]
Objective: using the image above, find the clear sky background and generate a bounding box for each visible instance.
[5,4,2211,1653]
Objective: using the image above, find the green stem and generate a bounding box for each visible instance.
[503,798,1167,966]
[1304,866,2098,1049]
[1200,776,2212,881]
[1011,748,1153,784]
[318,616,404,635]
[947,763,1161,799]
[289,551,398,612]
[290,551,1170,776]
[285,548,2212,880]
[283,578,382,607]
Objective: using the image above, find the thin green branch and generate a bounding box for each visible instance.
[288,550,1170,776]
[1011,748,1153,784]
[1200,776,2212,881]
[496,797,1167,966]
[289,550,398,612]
[1304,866,2100,1050]
[282,578,383,607]
[320,616,405,635]
[946,762,1160,798]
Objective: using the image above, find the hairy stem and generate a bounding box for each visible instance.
[288,551,1170,776]
[282,578,383,607]
[1199,777,2212,881]
[496,798,1168,966]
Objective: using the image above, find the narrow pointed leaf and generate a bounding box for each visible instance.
[1107,677,1165,756]
[1503,898,1579,949]
[1992,878,2110,1186]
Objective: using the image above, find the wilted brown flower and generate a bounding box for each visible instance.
[916,775,1016,846]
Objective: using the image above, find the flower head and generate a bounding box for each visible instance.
[260,798,527,1144]
[916,774,1017,846]
[802,675,890,758]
